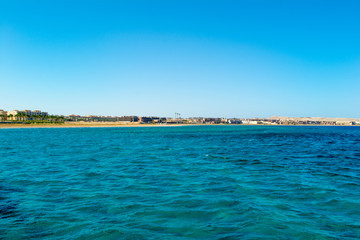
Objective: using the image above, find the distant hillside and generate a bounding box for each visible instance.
[268,116,360,122]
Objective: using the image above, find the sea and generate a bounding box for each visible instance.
[0,126,359,239]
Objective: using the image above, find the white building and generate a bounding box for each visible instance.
[242,120,258,125]
[7,110,19,116]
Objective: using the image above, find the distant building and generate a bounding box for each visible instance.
[118,116,140,122]
[3,109,49,120]
[140,116,166,124]
[7,110,19,116]
[140,117,155,123]
[21,110,32,116]
[32,110,48,116]
[0,109,7,120]
[6,110,19,120]
[242,120,258,125]
[336,121,352,126]
[204,118,221,124]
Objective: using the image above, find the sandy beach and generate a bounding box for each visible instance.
[0,122,210,129]
[0,122,167,129]
[1,122,358,129]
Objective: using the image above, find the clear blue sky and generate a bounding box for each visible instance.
[1,0,359,118]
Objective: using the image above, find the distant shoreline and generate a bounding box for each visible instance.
[0,123,170,129]
[0,122,358,129]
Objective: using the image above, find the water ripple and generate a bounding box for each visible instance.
[0,126,360,239]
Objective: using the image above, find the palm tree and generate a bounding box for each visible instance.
[19,112,25,121]
[15,113,21,121]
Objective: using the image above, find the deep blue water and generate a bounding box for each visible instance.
[0,126,360,239]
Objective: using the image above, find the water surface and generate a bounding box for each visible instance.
[1,126,359,239]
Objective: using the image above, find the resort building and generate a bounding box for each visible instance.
[6,110,20,120]
[33,110,48,116]
[5,109,49,120]
[22,110,32,116]
[241,120,258,125]
[7,110,19,116]
[21,110,48,116]
[0,109,7,120]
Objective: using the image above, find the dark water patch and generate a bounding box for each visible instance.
[0,185,21,216]
[0,202,18,218]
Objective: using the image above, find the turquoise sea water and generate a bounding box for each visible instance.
[0,126,359,239]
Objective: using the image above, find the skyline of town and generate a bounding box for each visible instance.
[1,108,360,119]
[1,108,359,126]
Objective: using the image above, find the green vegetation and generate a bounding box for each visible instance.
[2,114,65,124]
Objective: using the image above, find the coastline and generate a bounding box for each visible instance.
[0,122,358,129]
[0,122,175,129]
